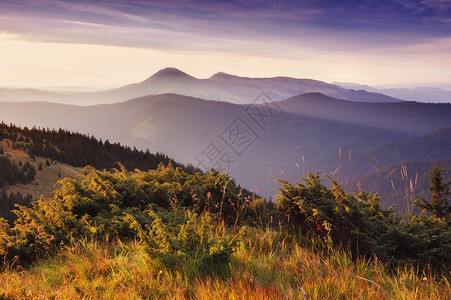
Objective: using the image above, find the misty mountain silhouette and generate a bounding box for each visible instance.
[0,68,403,105]
[335,82,451,103]
[208,72,401,103]
[0,92,449,199]
[277,93,451,134]
[1,66,449,205]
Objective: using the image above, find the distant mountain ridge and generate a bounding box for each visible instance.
[0,93,450,201]
[277,93,451,134]
[0,67,403,105]
[334,82,451,103]
[208,72,401,103]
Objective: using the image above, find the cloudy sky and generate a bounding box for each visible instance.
[0,0,450,89]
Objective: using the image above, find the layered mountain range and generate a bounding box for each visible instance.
[0,67,405,105]
[335,82,451,103]
[1,68,450,212]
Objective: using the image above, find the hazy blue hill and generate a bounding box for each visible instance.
[336,126,451,178]
[0,88,65,103]
[372,126,451,162]
[0,92,450,204]
[334,82,451,103]
[278,93,451,134]
[379,87,451,103]
[348,158,451,215]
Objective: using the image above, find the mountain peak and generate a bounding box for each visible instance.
[139,67,196,85]
[209,72,239,80]
[152,67,191,78]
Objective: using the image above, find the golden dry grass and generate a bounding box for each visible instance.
[0,229,449,299]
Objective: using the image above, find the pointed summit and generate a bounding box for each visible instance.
[122,67,241,102]
[154,67,190,77]
[143,67,194,82]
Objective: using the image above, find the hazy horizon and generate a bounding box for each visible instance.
[1,66,451,93]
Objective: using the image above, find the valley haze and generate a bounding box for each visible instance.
[1,68,450,211]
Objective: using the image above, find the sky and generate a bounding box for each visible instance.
[0,0,450,89]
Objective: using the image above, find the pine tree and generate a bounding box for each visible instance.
[415,167,450,222]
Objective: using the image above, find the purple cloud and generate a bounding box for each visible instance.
[0,0,449,52]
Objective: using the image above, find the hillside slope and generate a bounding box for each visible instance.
[0,123,194,222]
[0,93,450,204]
[1,163,449,299]
[0,137,82,199]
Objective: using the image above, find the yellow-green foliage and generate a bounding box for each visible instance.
[0,165,450,298]
[277,172,451,271]
[128,209,239,277]
[0,163,268,265]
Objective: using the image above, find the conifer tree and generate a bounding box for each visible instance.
[415,167,450,223]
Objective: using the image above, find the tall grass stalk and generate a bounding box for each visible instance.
[1,227,449,299]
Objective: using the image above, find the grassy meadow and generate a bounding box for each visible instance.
[1,227,449,299]
[0,164,449,299]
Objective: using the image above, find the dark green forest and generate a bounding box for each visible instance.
[0,122,198,223]
[0,156,36,187]
[0,122,196,172]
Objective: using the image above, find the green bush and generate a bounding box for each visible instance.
[276,172,451,271]
[2,162,448,273]
[0,163,264,265]
[128,209,239,277]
